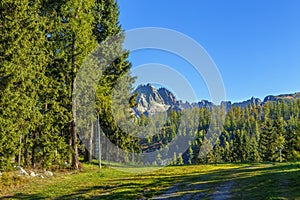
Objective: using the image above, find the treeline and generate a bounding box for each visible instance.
[0,0,134,171]
[139,100,300,165]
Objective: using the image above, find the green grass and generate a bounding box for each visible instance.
[0,162,299,199]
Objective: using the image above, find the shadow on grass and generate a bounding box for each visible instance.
[231,163,300,199]
[0,193,47,200]
[1,163,299,200]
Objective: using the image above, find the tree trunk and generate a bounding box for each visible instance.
[71,54,79,170]
[31,132,36,168]
[70,0,83,170]
[72,121,79,170]
[18,133,22,166]
[24,134,29,166]
[68,135,72,165]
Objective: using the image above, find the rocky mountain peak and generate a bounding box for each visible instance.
[157,87,177,105]
[133,84,299,116]
[133,84,176,116]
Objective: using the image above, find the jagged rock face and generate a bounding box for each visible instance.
[133,84,299,116]
[135,84,164,105]
[232,97,262,108]
[263,95,277,102]
[158,88,177,105]
[178,100,193,109]
[263,93,300,103]
[133,84,213,116]
[134,84,175,116]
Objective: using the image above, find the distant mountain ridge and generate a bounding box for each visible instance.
[133,84,300,116]
[133,84,178,116]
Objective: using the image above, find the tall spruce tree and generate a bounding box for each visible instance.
[0,0,51,169]
[272,116,286,161]
[93,0,137,161]
[44,0,97,169]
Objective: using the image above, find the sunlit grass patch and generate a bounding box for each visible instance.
[0,162,299,199]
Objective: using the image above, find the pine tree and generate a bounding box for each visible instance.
[0,0,135,170]
[94,0,135,157]
[177,153,184,165]
[241,130,250,161]
[285,116,300,160]
[212,139,223,163]
[260,119,270,161]
[249,135,260,162]
[172,152,177,165]
[44,0,98,169]
[187,146,194,164]
[232,130,242,162]
[0,0,51,169]
[272,116,286,161]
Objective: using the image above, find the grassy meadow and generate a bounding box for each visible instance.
[0,162,299,199]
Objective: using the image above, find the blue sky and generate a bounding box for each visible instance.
[118,0,300,103]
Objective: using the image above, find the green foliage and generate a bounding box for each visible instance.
[0,0,51,169]
[139,99,300,165]
[177,153,184,166]
[1,0,300,171]
[187,146,194,164]
[0,0,132,170]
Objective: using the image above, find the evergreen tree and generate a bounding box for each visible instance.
[260,118,273,161]
[173,152,177,165]
[48,0,97,169]
[272,116,286,161]
[241,130,251,162]
[232,130,242,162]
[212,139,223,163]
[177,153,184,165]
[223,140,232,162]
[286,116,300,160]
[94,0,135,157]
[249,135,260,162]
[0,0,135,170]
[187,146,194,165]
[0,0,51,169]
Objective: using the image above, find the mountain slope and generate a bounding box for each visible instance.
[133,84,300,116]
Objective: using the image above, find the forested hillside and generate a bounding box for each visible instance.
[95,85,300,166]
[137,99,300,165]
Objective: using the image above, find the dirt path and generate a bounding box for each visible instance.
[151,179,208,200]
[152,181,234,200]
[151,183,182,199]
[211,180,234,200]
[152,167,241,200]
[152,177,234,200]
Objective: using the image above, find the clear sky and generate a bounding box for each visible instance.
[118,0,300,103]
